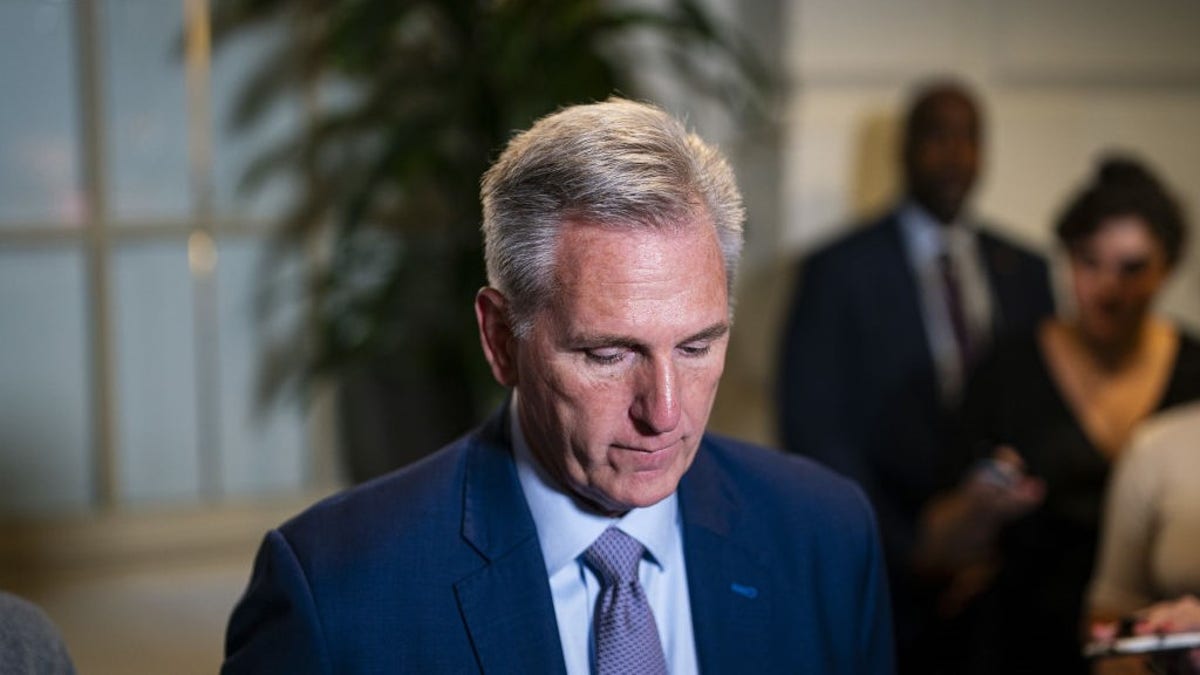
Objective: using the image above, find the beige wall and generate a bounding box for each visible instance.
[710,0,1200,446]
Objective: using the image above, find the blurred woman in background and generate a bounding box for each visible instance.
[930,155,1200,674]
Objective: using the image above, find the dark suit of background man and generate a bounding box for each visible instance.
[777,81,1055,673]
[223,98,894,674]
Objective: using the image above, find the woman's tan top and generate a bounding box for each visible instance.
[1088,401,1200,616]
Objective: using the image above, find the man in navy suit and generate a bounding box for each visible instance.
[224,98,894,674]
[777,82,1054,672]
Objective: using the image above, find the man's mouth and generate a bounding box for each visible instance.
[614,439,681,454]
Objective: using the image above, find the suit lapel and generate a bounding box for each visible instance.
[877,215,941,405]
[680,442,774,673]
[454,408,567,675]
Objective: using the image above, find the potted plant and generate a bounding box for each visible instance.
[210,0,767,481]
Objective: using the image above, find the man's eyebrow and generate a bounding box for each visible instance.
[680,322,730,344]
[567,332,641,348]
[567,322,729,347]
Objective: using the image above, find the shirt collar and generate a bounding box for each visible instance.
[510,393,679,577]
[898,201,976,263]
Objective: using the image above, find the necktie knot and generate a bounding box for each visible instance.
[584,527,644,588]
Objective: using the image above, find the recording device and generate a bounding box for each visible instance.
[971,456,1022,489]
[1084,628,1200,659]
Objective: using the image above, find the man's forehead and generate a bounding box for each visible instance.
[551,219,724,280]
[916,95,977,130]
[542,219,729,331]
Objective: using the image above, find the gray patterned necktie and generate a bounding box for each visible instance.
[584,527,669,675]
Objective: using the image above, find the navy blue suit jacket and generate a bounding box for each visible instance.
[777,211,1053,567]
[223,406,895,674]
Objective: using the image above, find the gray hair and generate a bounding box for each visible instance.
[480,97,745,336]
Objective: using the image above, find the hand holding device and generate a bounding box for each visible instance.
[1087,595,1200,672]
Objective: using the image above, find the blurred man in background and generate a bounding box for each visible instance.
[777,80,1054,673]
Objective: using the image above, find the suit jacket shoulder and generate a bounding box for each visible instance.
[975,226,1051,286]
[800,212,905,282]
[976,226,1042,259]
[974,227,1055,336]
[278,434,473,566]
[224,413,566,675]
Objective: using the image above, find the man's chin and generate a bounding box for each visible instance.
[575,481,677,517]
[915,189,969,225]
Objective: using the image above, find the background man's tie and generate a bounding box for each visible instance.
[938,252,976,372]
[583,527,669,675]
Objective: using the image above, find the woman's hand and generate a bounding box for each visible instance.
[1090,595,1200,674]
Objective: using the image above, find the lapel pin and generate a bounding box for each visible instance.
[730,583,758,599]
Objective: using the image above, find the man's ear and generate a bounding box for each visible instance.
[475,287,519,387]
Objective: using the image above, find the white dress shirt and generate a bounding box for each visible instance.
[510,396,699,675]
[898,202,995,403]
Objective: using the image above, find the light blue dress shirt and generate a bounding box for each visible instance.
[510,397,699,675]
[898,201,994,403]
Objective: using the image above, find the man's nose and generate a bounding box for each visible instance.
[630,357,681,435]
[944,136,977,171]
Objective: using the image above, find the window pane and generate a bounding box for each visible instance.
[113,241,200,503]
[212,22,302,221]
[0,1,83,226]
[103,0,190,223]
[0,247,91,514]
[216,238,307,495]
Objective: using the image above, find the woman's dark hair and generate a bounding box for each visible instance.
[1055,154,1188,266]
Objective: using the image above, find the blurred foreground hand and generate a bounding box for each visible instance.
[913,446,1045,614]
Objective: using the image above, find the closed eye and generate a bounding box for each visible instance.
[676,322,728,358]
[584,347,628,365]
